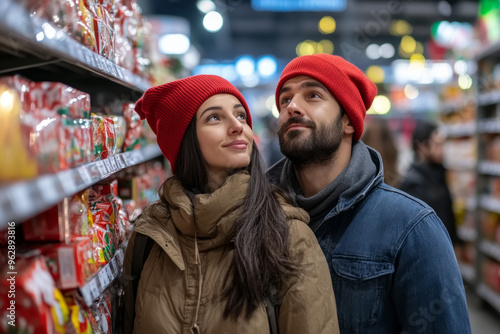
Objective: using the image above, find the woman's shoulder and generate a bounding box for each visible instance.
[274,193,310,225]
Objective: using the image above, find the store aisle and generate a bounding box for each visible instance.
[465,285,500,334]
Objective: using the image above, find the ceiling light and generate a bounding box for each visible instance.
[235,56,255,77]
[257,55,277,77]
[197,0,216,13]
[158,34,190,54]
[379,43,395,59]
[203,11,223,32]
[366,44,380,60]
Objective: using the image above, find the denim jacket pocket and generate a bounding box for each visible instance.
[331,256,394,331]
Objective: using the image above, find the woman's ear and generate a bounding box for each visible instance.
[343,114,355,135]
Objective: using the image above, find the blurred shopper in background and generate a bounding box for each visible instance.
[268,54,471,333]
[398,119,462,248]
[362,116,400,187]
[123,75,338,334]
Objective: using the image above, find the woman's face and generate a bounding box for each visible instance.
[196,94,253,177]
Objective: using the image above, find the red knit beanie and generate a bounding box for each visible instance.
[276,54,377,141]
[135,75,252,173]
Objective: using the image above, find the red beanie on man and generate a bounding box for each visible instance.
[275,54,377,141]
[135,75,252,173]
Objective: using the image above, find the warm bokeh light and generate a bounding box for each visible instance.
[318,16,336,34]
[271,103,280,118]
[365,65,385,83]
[296,40,316,56]
[458,74,473,89]
[368,95,391,115]
[0,89,14,112]
[318,40,334,54]
[400,35,416,54]
[389,20,413,36]
[404,84,419,99]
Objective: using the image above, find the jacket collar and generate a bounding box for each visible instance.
[267,141,385,217]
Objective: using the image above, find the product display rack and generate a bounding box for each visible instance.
[441,93,478,286]
[472,40,500,314]
[0,1,164,328]
[0,144,161,227]
[0,0,149,97]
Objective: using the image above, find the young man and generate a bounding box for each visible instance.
[268,54,471,333]
[398,120,461,248]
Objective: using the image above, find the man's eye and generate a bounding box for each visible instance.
[281,97,291,105]
[236,112,246,120]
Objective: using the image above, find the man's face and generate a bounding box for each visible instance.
[277,76,347,166]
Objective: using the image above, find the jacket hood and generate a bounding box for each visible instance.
[134,171,308,253]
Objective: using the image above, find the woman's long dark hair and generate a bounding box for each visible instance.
[173,116,297,320]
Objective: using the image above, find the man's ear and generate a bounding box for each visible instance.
[343,114,355,135]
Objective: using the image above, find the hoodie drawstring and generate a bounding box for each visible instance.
[191,218,203,334]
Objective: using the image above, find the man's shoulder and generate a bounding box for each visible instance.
[361,183,435,220]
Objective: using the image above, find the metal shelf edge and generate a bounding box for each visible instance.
[0,145,162,227]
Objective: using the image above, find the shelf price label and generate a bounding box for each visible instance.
[37,176,59,203]
[103,159,113,173]
[78,167,93,184]
[109,157,118,171]
[98,267,110,288]
[95,161,108,176]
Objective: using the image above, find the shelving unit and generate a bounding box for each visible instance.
[0,1,164,331]
[0,144,161,226]
[472,40,500,314]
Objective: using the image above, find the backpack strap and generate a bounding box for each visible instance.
[265,285,280,334]
[130,233,155,323]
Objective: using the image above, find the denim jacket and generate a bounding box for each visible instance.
[268,145,471,333]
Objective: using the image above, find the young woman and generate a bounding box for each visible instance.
[123,75,338,334]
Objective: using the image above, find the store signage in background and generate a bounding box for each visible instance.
[392,60,454,85]
[251,0,346,12]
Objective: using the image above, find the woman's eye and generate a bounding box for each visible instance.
[236,112,246,120]
[207,115,219,121]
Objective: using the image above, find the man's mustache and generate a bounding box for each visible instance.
[278,117,316,137]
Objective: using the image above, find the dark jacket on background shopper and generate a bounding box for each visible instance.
[123,172,338,334]
[268,142,470,333]
[399,162,460,245]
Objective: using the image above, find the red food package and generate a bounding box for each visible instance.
[75,0,97,52]
[122,102,143,151]
[70,190,92,237]
[65,294,93,334]
[0,256,61,333]
[91,114,116,161]
[41,237,93,290]
[23,201,70,243]
[30,81,90,119]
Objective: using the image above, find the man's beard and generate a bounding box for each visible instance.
[278,113,343,167]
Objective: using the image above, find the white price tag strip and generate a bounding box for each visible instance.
[90,278,100,302]
[37,176,58,203]
[105,264,113,282]
[78,167,93,185]
[99,268,109,289]
[95,161,108,176]
[9,183,32,213]
[81,284,93,306]
[117,155,126,168]
[57,170,78,195]
[103,159,113,173]
[109,157,118,171]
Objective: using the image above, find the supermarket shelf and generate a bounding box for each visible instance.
[477,283,500,314]
[457,226,477,242]
[477,91,500,107]
[480,195,500,215]
[476,40,500,60]
[79,248,124,307]
[478,161,500,176]
[479,240,500,263]
[458,262,476,284]
[0,145,162,227]
[0,0,150,95]
[444,159,476,171]
[442,122,476,138]
[477,119,500,133]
